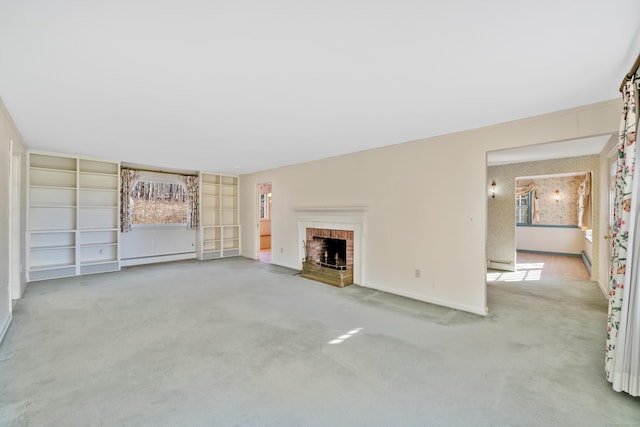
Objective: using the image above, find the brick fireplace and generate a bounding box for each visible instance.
[305,228,354,270]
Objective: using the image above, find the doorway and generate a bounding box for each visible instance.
[257,182,272,263]
[486,134,612,291]
[9,140,24,303]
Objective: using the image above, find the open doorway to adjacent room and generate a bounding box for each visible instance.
[486,135,611,285]
[257,182,272,263]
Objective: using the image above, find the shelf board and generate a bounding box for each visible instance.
[30,263,76,271]
[78,187,118,192]
[29,229,76,234]
[79,171,118,177]
[30,166,76,173]
[30,205,76,208]
[80,260,118,266]
[80,242,117,248]
[78,227,118,232]
[31,245,76,251]
[78,205,117,209]
[30,185,76,190]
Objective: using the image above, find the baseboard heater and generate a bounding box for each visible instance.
[581,251,592,275]
[487,259,515,271]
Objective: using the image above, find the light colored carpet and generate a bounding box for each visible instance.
[0,257,638,426]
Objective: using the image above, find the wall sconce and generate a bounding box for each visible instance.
[491,181,496,198]
[554,190,560,202]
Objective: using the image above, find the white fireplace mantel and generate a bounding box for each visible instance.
[294,206,368,285]
[292,206,368,214]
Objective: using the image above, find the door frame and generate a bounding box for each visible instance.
[8,139,25,303]
[601,143,619,295]
[255,182,272,262]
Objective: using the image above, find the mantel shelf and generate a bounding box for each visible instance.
[292,206,368,214]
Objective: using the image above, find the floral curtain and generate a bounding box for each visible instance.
[578,173,591,228]
[606,76,640,396]
[516,184,539,222]
[185,175,199,229]
[120,168,139,232]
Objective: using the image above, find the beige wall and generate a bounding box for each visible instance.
[240,100,621,315]
[516,227,585,254]
[1,98,28,342]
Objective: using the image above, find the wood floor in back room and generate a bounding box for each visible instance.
[488,252,591,282]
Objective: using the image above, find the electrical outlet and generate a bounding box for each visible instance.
[415,269,421,278]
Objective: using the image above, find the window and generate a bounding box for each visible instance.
[516,193,532,225]
[260,192,271,220]
[131,181,188,225]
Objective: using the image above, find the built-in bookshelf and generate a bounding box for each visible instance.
[199,173,240,259]
[27,152,120,281]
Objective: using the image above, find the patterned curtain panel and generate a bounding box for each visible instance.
[185,175,200,229]
[578,173,591,228]
[606,76,640,396]
[516,184,539,222]
[120,168,139,232]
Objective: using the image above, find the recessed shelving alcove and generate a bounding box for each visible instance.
[27,152,121,281]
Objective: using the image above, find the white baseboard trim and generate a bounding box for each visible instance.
[268,261,302,271]
[580,250,592,274]
[361,282,488,316]
[598,281,609,299]
[121,252,196,267]
[0,313,12,345]
[259,260,488,316]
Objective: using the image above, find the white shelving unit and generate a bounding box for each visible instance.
[199,172,240,260]
[27,152,120,281]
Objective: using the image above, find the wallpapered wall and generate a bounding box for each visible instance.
[487,154,599,278]
[517,174,589,226]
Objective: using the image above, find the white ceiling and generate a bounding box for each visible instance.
[1,1,639,174]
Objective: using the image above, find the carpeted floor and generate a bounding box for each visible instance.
[0,257,638,426]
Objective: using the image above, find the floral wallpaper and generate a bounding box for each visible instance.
[517,174,589,226]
